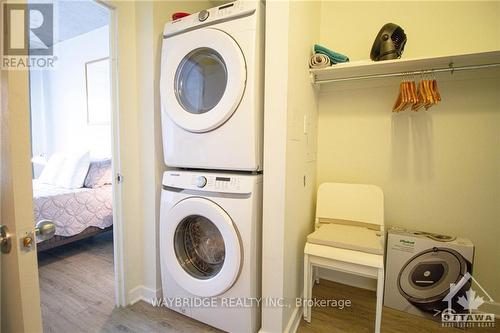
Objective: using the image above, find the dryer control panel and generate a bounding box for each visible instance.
[163,170,261,195]
[164,1,258,37]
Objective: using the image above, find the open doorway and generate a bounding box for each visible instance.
[28,1,118,330]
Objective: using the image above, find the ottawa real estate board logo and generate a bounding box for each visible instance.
[439,272,495,329]
[2,3,56,69]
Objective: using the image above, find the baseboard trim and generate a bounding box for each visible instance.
[284,293,303,333]
[318,268,376,291]
[128,285,162,305]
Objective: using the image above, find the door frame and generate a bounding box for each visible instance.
[27,0,126,307]
[96,0,126,307]
[1,2,125,331]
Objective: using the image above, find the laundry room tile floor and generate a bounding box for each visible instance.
[298,279,500,333]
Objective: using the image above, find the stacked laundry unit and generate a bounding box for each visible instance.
[159,1,264,332]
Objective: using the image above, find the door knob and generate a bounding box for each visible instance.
[0,224,12,254]
[21,220,56,250]
[35,220,55,241]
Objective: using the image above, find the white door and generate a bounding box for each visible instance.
[163,197,241,297]
[160,28,246,133]
[1,69,44,332]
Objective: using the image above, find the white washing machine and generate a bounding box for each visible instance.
[160,1,264,171]
[160,170,262,332]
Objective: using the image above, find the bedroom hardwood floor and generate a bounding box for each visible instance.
[38,234,499,333]
[38,232,219,333]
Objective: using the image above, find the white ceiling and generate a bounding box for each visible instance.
[31,0,109,47]
[56,1,109,43]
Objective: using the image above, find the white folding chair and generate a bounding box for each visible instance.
[303,183,385,333]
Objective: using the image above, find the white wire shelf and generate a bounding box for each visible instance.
[310,50,500,85]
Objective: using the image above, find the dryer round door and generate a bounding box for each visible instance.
[165,197,241,297]
[161,28,246,133]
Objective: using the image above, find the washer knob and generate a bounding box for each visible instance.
[196,176,207,188]
[198,10,209,22]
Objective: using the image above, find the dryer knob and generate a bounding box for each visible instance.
[198,10,209,22]
[196,176,207,188]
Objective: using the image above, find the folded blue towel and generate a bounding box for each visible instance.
[314,44,349,64]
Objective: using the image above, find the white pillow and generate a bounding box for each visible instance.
[38,153,65,185]
[55,152,91,189]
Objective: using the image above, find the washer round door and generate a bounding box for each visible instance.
[165,197,241,297]
[161,28,246,133]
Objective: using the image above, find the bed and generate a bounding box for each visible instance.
[33,159,113,251]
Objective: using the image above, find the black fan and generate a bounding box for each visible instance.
[370,23,407,61]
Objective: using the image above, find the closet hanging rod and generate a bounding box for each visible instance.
[313,62,500,84]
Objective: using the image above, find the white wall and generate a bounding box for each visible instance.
[30,25,110,161]
[316,1,500,312]
[282,0,320,330]
[261,1,289,331]
[133,1,157,302]
[261,1,320,332]
[108,0,143,305]
[263,2,500,330]
[319,1,500,61]
[110,0,500,326]
[133,0,214,303]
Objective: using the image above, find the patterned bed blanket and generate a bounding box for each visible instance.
[33,180,113,238]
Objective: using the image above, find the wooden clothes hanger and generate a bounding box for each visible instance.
[393,71,442,113]
[393,74,418,113]
[430,72,441,103]
[412,75,423,111]
[392,81,405,112]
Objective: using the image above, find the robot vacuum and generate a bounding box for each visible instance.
[397,247,471,312]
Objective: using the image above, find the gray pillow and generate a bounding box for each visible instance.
[84,159,112,188]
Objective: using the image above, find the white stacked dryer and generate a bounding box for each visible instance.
[160,0,264,171]
[159,1,264,332]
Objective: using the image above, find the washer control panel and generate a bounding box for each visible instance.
[163,171,261,194]
[190,174,241,192]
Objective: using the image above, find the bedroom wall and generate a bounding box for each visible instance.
[30,25,110,162]
[316,1,500,313]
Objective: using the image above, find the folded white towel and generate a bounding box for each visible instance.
[309,53,331,69]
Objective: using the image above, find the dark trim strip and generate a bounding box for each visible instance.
[162,185,251,199]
